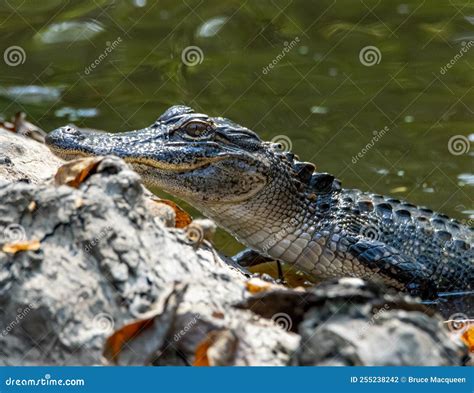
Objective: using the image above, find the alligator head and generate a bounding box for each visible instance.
[47,105,336,205]
[46,105,340,255]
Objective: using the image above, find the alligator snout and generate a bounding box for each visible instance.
[46,125,85,146]
[45,125,92,159]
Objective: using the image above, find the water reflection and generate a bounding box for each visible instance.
[0,0,472,254]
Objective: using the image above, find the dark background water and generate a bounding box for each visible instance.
[0,0,472,255]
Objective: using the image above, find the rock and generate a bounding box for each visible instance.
[239,278,468,365]
[0,127,63,184]
[0,136,298,365]
[0,127,468,366]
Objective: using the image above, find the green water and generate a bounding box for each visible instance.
[0,0,472,255]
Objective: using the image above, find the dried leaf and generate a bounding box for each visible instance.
[145,197,176,227]
[3,239,40,254]
[462,326,474,352]
[0,120,15,131]
[103,283,187,365]
[211,311,225,319]
[55,156,104,188]
[193,334,213,366]
[27,201,36,212]
[193,330,238,366]
[0,112,46,142]
[154,199,192,228]
[74,197,84,209]
[14,112,47,143]
[103,318,155,364]
[246,277,276,294]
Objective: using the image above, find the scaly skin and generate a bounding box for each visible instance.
[46,105,473,298]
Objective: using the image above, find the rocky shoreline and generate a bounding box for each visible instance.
[0,127,469,366]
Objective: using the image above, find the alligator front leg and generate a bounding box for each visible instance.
[233,248,287,283]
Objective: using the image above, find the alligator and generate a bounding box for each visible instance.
[46,105,473,299]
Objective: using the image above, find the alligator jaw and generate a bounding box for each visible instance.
[122,155,229,172]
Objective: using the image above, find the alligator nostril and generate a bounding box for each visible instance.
[62,126,85,139]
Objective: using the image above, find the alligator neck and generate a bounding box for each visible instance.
[192,174,338,261]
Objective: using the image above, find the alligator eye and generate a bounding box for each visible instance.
[181,120,214,139]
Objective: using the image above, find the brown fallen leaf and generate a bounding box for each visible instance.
[211,311,225,319]
[145,197,176,227]
[103,283,187,365]
[55,156,104,188]
[154,199,192,228]
[2,239,40,254]
[14,112,47,143]
[462,325,474,352]
[104,318,155,364]
[0,112,46,143]
[245,277,278,294]
[193,329,238,366]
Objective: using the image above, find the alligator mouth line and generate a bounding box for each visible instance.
[48,143,232,171]
[47,145,90,159]
[122,155,229,172]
